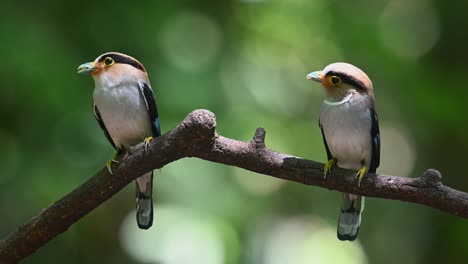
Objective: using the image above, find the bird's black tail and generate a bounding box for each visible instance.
[135,171,153,229]
[337,193,364,241]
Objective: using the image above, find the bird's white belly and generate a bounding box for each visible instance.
[93,85,152,149]
[320,101,372,170]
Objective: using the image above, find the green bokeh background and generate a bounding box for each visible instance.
[1,0,467,263]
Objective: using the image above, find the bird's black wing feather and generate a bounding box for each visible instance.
[94,104,123,153]
[319,120,333,160]
[138,82,161,137]
[369,108,380,173]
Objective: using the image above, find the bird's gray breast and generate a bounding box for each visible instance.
[93,83,152,149]
[319,95,373,170]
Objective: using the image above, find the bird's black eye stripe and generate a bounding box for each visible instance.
[326,71,366,90]
[99,54,146,72]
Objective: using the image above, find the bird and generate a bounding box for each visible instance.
[77,52,161,229]
[306,62,380,241]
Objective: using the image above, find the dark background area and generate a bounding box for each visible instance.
[0,0,467,263]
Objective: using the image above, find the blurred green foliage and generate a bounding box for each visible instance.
[0,0,467,263]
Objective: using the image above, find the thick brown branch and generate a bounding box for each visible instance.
[0,109,467,263]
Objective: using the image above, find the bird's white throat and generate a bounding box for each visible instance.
[324,93,353,106]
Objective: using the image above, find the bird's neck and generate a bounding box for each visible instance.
[324,89,356,105]
[93,74,138,91]
[324,93,353,106]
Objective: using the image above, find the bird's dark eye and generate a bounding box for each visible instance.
[329,76,342,85]
[104,57,114,66]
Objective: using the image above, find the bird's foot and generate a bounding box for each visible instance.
[323,158,336,179]
[356,164,368,187]
[106,153,120,175]
[144,136,154,151]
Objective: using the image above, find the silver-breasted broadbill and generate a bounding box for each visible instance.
[307,62,380,241]
[78,52,161,229]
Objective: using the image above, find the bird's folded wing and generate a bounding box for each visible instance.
[138,82,161,137]
[369,108,380,173]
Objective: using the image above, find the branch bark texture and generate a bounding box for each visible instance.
[0,109,467,263]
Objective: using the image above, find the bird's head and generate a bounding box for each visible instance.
[307,62,373,101]
[77,52,148,88]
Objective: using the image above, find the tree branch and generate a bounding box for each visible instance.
[0,109,467,263]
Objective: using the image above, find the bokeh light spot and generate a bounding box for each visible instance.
[159,158,226,199]
[250,216,368,264]
[120,205,238,264]
[220,53,310,117]
[160,11,223,72]
[378,0,440,60]
[379,124,416,177]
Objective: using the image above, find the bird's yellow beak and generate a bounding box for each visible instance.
[77,62,97,75]
[306,71,324,82]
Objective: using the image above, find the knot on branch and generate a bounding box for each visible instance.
[250,128,266,148]
[422,169,443,187]
[182,109,216,140]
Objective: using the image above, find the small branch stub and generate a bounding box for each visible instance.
[251,128,266,148]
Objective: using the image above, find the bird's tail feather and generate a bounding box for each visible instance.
[135,171,153,229]
[337,193,364,241]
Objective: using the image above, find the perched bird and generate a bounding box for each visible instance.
[78,52,161,229]
[306,63,380,241]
